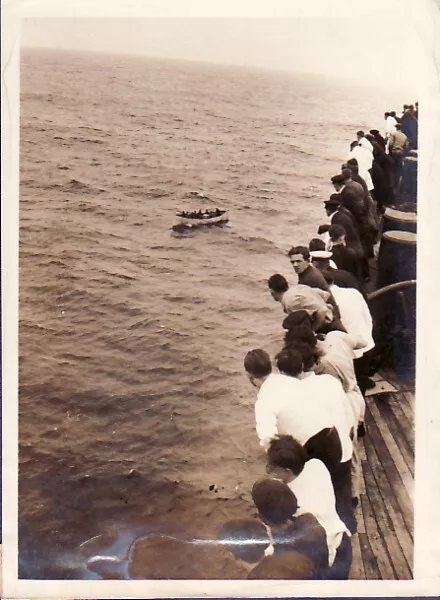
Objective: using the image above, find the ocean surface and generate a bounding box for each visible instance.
[19,48,401,579]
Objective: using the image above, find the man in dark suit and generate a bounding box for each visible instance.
[330,173,370,279]
[310,250,363,293]
[343,162,379,251]
[327,225,361,276]
[287,245,343,322]
[330,173,365,224]
[369,129,387,150]
[308,238,362,291]
[318,195,364,262]
[343,160,370,203]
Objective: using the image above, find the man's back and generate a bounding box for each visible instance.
[326,267,362,292]
[329,285,374,357]
[277,372,353,462]
[340,186,364,222]
[315,331,360,392]
[288,458,349,567]
[345,179,364,199]
[330,245,361,279]
[389,130,409,155]
[385,115,397,135]
[400,113,417,146]
[281,284,330,315]
[311,259,361,290]
[350,173,369,200]
[255,372,301,448]
[331,209,363,258]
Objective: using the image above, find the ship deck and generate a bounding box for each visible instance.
[349,371,415,580]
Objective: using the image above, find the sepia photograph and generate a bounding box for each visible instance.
[2,0,440,597]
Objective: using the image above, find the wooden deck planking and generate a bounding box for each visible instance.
[366,397,414,501]
[386,394,415,452]
[355,487,367,534]
[398,389,415,415]
[362,460,412,579]
[360,483,396,579]
[379,369,414,393]
[357,438,367,497]
[404,391,415,410]
[397,394,414,425]
[376,398,414,476]
[363,434,414,567]
[364,408,414,534]
[352,388,414,580]
[358,532,382,579]
[358,434,367,461]
[349,533,366,580]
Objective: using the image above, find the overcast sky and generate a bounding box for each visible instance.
[20,14,433,95]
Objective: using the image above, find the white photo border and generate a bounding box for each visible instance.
[2,0,440,597]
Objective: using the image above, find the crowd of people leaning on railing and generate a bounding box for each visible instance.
[217,104,417,580]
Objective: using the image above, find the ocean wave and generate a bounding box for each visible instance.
[228,233,278,254]
[127,318,154,331]
[99,270,137,282]
[48,179,107,194]
[78,125,109,135]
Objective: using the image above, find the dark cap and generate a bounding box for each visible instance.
[324,193,342,206]
[331,174,345,185]
[282,310,311,331]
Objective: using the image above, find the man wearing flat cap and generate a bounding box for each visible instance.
[319,195,364,264]
[369,129,386,150]
[330,171,370,280]
[331,172,365,224]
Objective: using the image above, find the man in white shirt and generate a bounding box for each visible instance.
[357,138,374,171]
[264,437,353,578]
[326,282,374,359]
[324,276,376,395]
[244,348,353,461]
[356,130,374,154]
[313,330,367,502]
[275,350,353,462]
[244,347,357,534]
[347,141,374,191]
[274,347,357,534]
[384,111,397,138]
[250,477,329,578]
[314,330,366,426]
